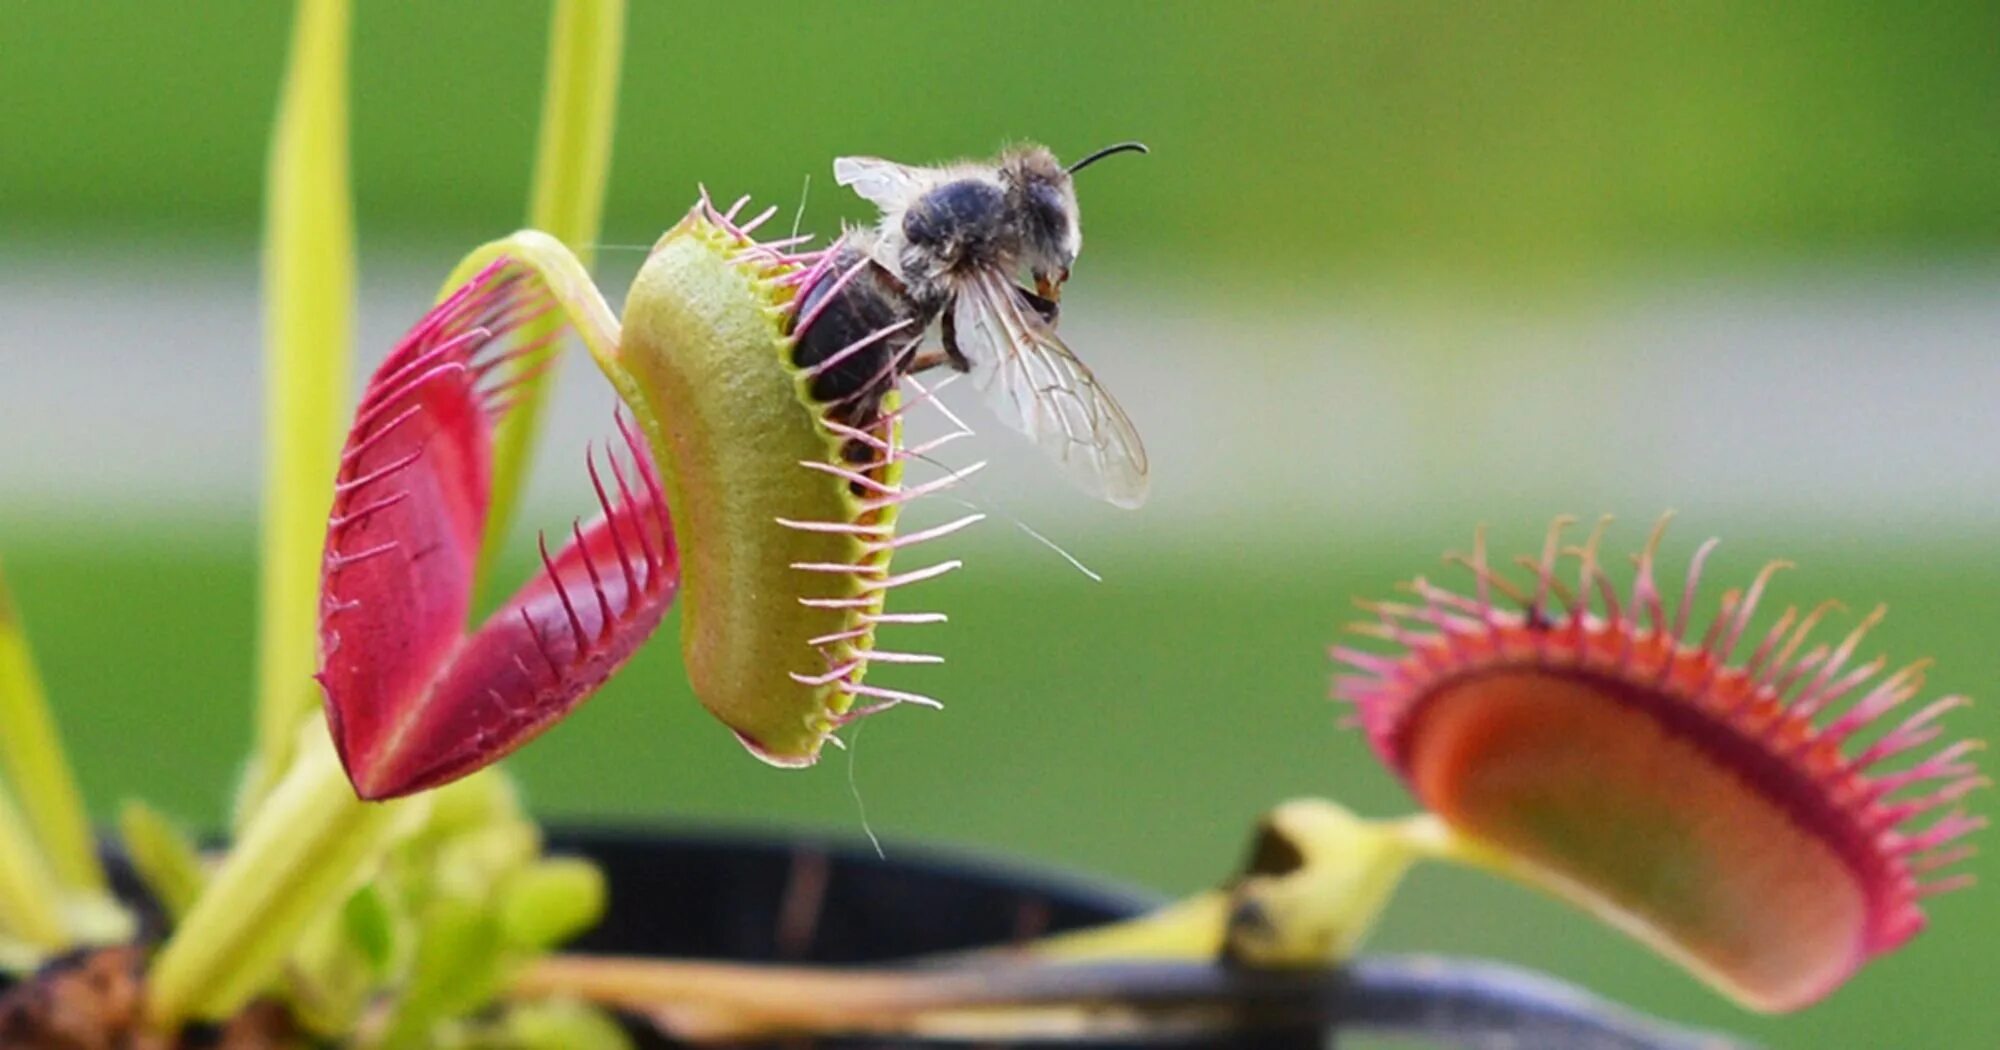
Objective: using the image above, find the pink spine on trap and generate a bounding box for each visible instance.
[318,260,679,800]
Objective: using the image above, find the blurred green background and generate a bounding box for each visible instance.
[2,3,1994,1047]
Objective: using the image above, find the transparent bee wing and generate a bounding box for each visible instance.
[950,268,1150,508]
[833,156,933,210]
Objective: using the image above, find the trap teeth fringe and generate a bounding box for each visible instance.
[518,417,675,685]
[695,186,832,282]
[324,260,545,581]
[776,369,983,730]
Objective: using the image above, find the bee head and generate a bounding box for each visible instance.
[999,145,1084,298]
[1002,142,1147,300]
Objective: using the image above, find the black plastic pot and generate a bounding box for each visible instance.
[557,826,1151,966]
[550,826,1321,1049]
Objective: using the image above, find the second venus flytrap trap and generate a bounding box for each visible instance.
[1329,516,1983,1011]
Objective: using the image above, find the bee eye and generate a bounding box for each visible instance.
[1026,183,1070,242]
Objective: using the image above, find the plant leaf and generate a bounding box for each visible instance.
[0,777,66,949]
[341,882,400,975]
[246,0,355,819]
[116,800,207,925]
[375,896,507,1050]
[498,857,605,951]
[487,998,634,1050]
[479,0,627,591]
[0,556,104,892]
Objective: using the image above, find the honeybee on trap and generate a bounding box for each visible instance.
[788,141,1151,509]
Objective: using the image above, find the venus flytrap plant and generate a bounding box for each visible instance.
[243,164,974,1028]
[143,0,630,1042]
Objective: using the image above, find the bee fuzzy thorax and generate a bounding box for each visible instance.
[615,194,978,765]
[1334,515,1984,1012]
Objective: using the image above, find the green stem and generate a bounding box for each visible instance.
[246,0,354,814]
[1394,810,1545,885]
[476,0,627,590]
[514,954,1756,1049]
[0,557,104,892]
[1024,800,1432,969]
[148,724,422,1026]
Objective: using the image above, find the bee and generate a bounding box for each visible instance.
[787,141,1151,508]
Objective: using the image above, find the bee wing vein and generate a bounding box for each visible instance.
[949,269,1149,508]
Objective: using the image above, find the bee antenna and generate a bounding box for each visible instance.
[1066,141,1150,175]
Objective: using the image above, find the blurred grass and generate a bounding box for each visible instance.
[0,523,1989,1048]
[5,2,2000,286]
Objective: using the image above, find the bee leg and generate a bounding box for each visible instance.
[906,348,956,373]
[937,307,973,372]
[1021,285,1061,325]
